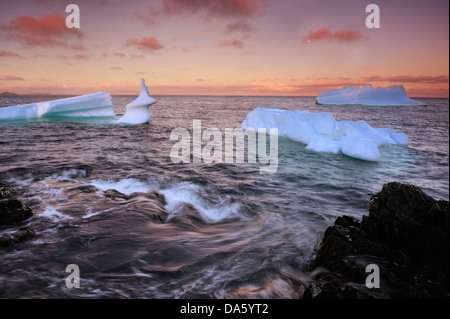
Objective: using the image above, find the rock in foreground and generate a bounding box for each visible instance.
[307,182,449,299]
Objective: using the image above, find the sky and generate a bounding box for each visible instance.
[0,0,448,97]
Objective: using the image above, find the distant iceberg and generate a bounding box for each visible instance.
[316,84,426,106]
[242,108,409,162]
[0,92,116,121]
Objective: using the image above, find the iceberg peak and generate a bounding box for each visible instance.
[117,78,157,125]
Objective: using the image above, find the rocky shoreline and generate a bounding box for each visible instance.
[305,182,449,299]
[1,181,448,298]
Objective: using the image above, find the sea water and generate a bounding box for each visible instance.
[0,95,448,298]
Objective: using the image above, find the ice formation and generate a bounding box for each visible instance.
[241,108,409,161]
[316,84,425,106]
[117,79,156,125]
[0,92,116,121]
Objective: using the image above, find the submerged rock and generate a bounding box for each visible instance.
[0,182,35,249]
[307,182,449,299]
[0,227,36,248]
[0,182,17,199]
[0,199,33,226]
[103,189,170,223]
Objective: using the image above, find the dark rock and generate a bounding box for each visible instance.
[0,182,17,199]
[167,203,207,230]
[145,190,168,207]
[140,201,169,223]
[335,215,360,228]
[342,285,372,299]
[303,283,323,299]
[307,182,449,299]
[0,199,33,226]
[315,283,344,299]
[311,221,355,269]
[0,227,36,248]
[363,182,449,272]
[304,282,372,299]
[129,190,168,207]
[77,185,99,193]
[104,189,130,201]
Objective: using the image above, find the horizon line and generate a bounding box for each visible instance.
[0,91,448,99]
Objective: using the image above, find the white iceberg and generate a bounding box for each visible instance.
[241,108,409,161]
[316,84,425,106]
[117,79,156,125]
[0,92,115,121]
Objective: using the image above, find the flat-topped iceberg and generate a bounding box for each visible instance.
[316,84,425,106]
[0,92,116,121]
[241,108,409,161]
[117,79,156,125]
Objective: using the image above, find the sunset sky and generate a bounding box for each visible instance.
[0,0,448,97]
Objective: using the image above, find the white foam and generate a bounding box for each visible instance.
[160,182,241,223]
[242,108,409,161]
[316,84,425,106]
[39,207,74,221]
[86,178,156,195]
[48,169,88,181]
[85,178,241,223]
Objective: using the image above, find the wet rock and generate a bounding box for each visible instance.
[303,283,323,299]
[104,189,130,201]
[145,190,168,207]
[167,203,206,230]
[0,199,33,226]
[363,182,449,273]
[342,285,372,299]
[139,201,169,223]
[103,189,170,223]
[129,190,168,208]
[0,227,36,248]
[315,283,344,299]
[0,182,17,199]
[307,182,449,299]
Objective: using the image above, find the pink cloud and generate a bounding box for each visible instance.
[1,75,25,81]
[162,0,261,18]
[0,50,23,58]
[363,75,449,84]
[111,67,122,71]
[74,54,90,60]
[303,28,366,43]
[182,45,198,53]
[226,20,254,34]
[56,54,90,60]
[114,52,126,58]
[126,36,164,53]
[0,13,85,50]
[218,38,244,49]
[135,0,262,25]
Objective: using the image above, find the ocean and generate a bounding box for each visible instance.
[0,95,448,298]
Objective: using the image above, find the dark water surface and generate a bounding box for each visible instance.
[0,95,448,298]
